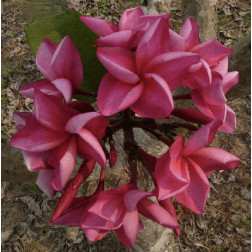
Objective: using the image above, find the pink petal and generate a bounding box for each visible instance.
[108,22,119,32]
[65,112,105,134]
[155,136,190,200]
[95,30,133,48]
[189,147,240,176]
[36,39,58,81]
[191,38,233,67]
[131,73,174,119]
[49,136,77,191]
[218,105,236,133]
[169,29,185,52]
[19,79,61,99]
[97,73,144,116]
[51,36,83,88]
[222,71,239,94]
[179,17,200,51]
[115,210,139,248]
[13,112,32,131]
[182,120,222,156]
[137,13,171,27]
[123,190,150,211]
[77,128,106,167]
[83,228,109,242]
[138,198,179,229]
[22,151,50,171]
[185,59,212,89]
[84,115,110,140]
[145,52,200,90]
[97,47,139,84]
[119,7,144,31]
[34,89,75,131]
[212,56,228,76]
[80,16,114,36]
[136,18,171,73]
[10,116,69,152]
[175,158,210,214]
[51,78,72,104]
[36,169,55,199]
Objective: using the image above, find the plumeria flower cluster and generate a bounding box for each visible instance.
[11,7,240,247]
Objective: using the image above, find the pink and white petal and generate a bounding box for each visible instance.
[97,47,139,84]
[51,78,72,104]
[124,190,150,211]
[169,29,185,52]
[145,52,200,90]
[83,228,109,242]
[183,120,222,156]
[49,136,77,191]
[185,59,212,89]
[13,112,32,131]
[179,17,200,51]
[222,71,239,94]
[218,105,236,133]
[97,73,144,116]
[155,136,190,200]
[115,210,139,248]
[189,147,240,176]
[77,128,106,167]
[34,89,74,131]
[65,112,103,134]
[22,151,50,171]
[175,158,210,214]
[80,16,114,36]
[136,18,171,73]
[36,169,55,199]
[131,73,174,119]
[191,38,233,67]
[119,7,144,31]
[36,39,58,81]
[10,116,69,152]
[51,36,83,88]
[138,198,179,229]
[19,79,61,99]
[96,30,133,48]
[212,56,228,76]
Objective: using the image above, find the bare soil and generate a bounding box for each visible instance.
[1,0,251,251]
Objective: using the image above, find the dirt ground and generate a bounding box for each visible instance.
[1,0,251,251]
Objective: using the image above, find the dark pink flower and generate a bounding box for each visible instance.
[96,18,200,118]
[11,90,109,192]
[80,7,171,49]
[53,183,179,247]
[169,18,234,89]
[19,36,83,103]
[155,121,240,214]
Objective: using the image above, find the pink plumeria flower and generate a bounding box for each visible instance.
[80,7,171,49]
[191,71,238,133]
[19,36,83,104]
[11,90,109,193]
[96,18,200,118]
[169,18,234,89]
[155,120,240,214]
[53,183,179,247]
